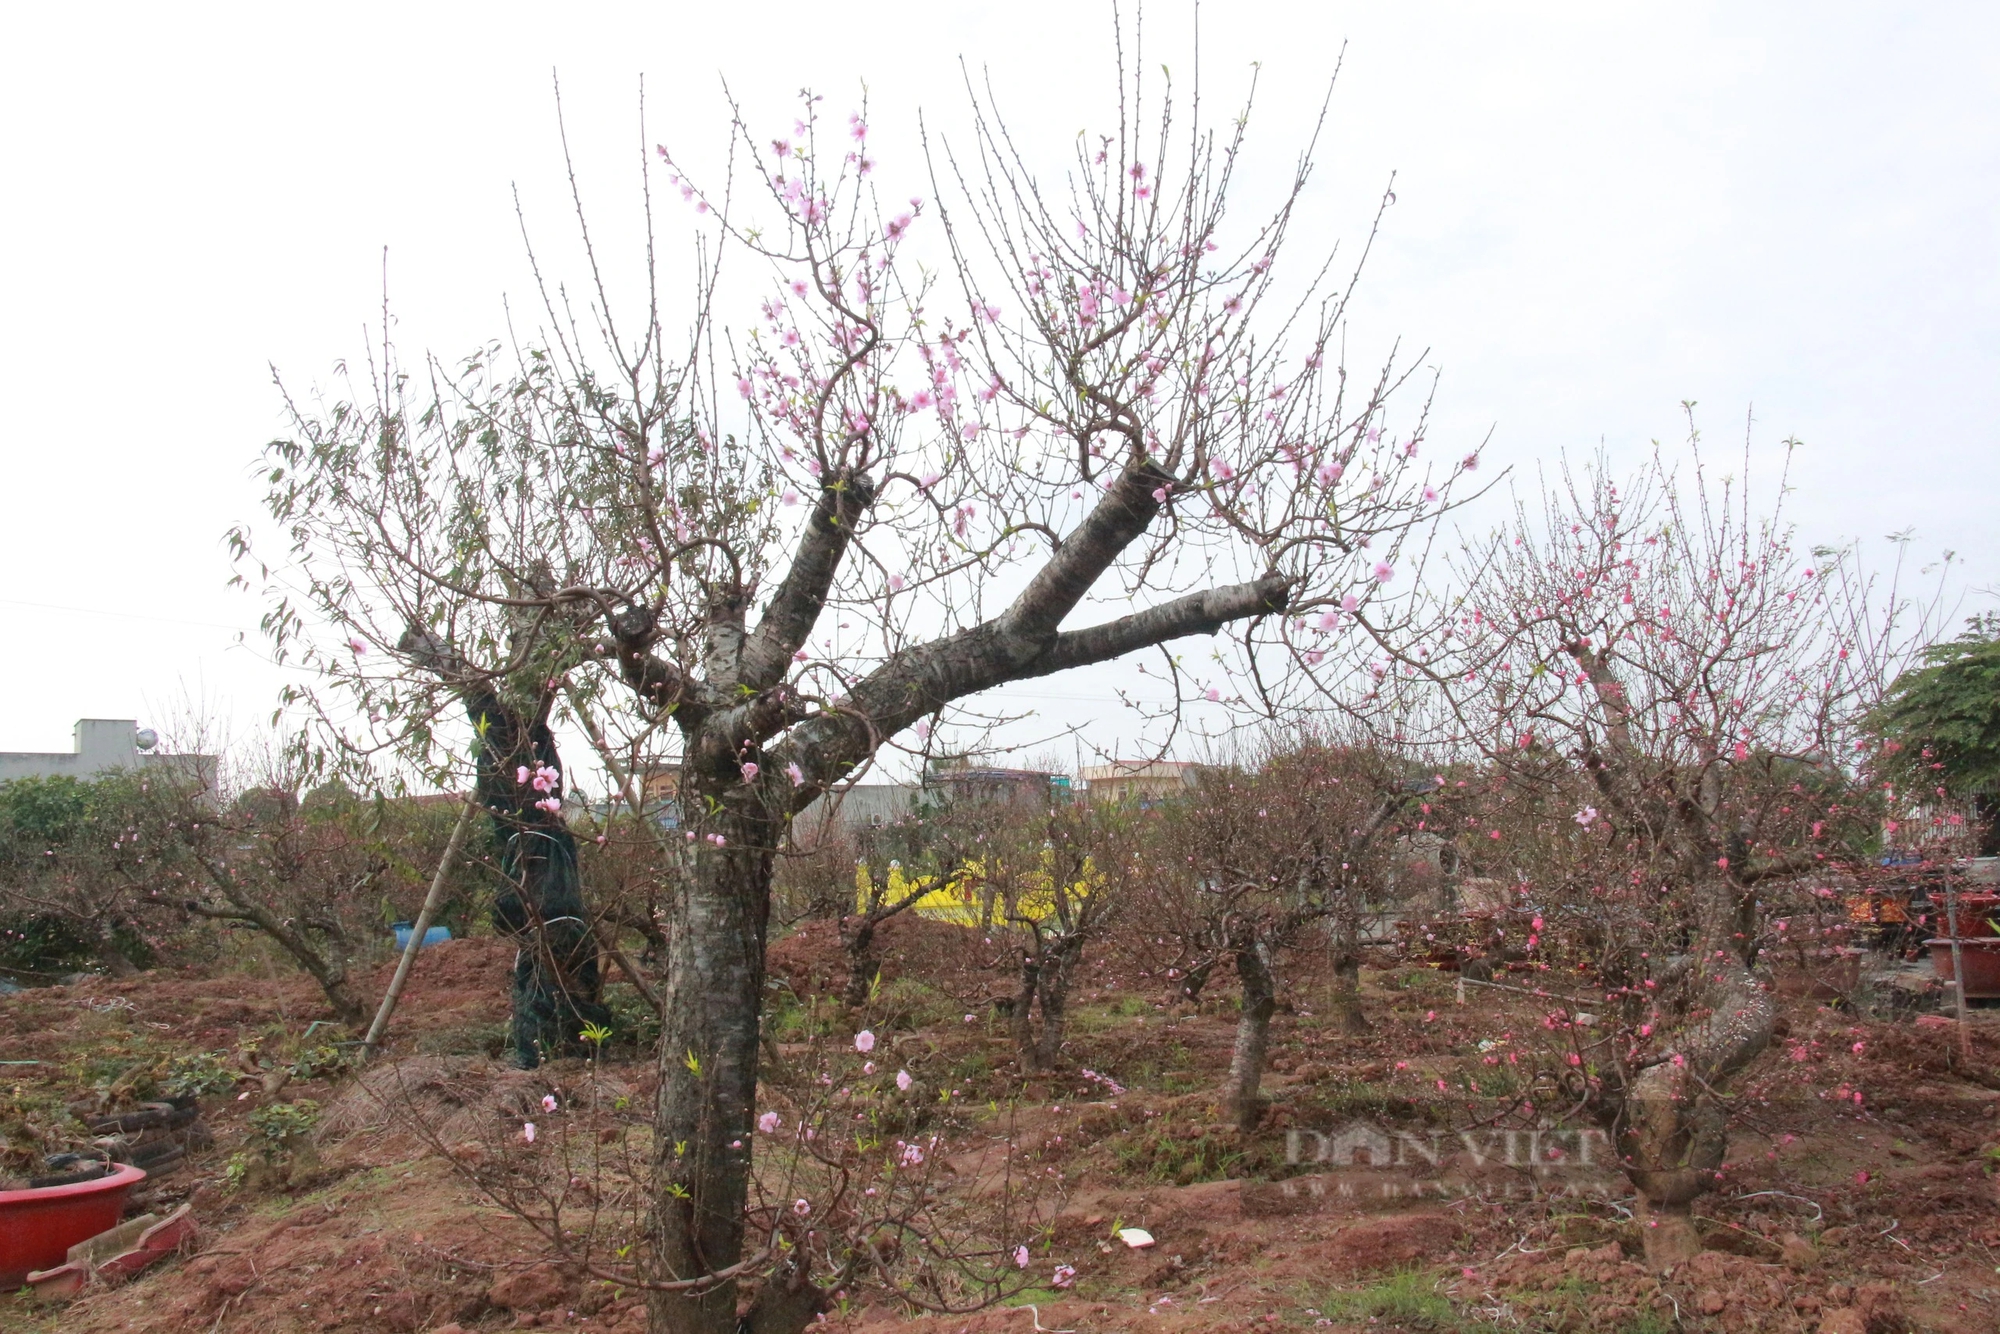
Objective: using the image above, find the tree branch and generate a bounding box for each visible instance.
[739,469,876,691]
[779,572,1290,808]
[996,458,1171,649]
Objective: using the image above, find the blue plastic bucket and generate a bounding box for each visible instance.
[391,923,453,950]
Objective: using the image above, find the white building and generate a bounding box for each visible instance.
[0,719,216,789]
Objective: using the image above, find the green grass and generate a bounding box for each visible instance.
[1311,1270,1477,1331]
[1309,1265,1677,1334]
[872,976,960,1029]
[1113,1118,1245,1184]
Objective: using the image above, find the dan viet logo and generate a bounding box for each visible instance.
[1243,1119,1619,1214]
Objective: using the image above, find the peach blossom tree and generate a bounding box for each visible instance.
[237,61,1465,1332]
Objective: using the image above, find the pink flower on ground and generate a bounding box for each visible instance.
[542,1094,558,1112]
[863,1061,876,1075]
[522,1122,537,1143]
[793,1198,812,1216]
[1052,1264,1077,1289]
[758,1111,781,1133]
[896,1069,913,1091]
[1015,1245,1031,1268]
[854,1030,876,1053]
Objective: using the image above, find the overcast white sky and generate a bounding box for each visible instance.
[2,2,1994,773]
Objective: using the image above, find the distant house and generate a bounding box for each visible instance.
[0,719,216,791]
[924,762,1069,811]
[1079,760,1200,806]
[795,783,923,838]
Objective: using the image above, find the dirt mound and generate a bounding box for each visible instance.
[316,1054,634,1149]
[1303,1212,1466,1275]
[1479,1242,1912,1333]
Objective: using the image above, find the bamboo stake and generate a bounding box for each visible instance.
[1945,879,1973,1057]
[363,794,479,1058]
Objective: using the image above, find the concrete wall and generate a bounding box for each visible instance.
[0,719,217,790]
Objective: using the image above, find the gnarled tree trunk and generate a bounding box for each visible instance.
[1033,934,1084,1071]
[1611,895,1775,1271]
[1226,933,1278,1133]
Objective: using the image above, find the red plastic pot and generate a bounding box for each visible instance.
[1928,936,2000,1000]
[0,1163,146,1288]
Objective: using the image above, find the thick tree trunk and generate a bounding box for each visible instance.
[1613,923,1774,1271]
[1328,950,1368,1034]
[840,916,879,1010]
[1033,938,1081,1070]
[1621,1063,1725,1270]
[1226,937,1278,1133]
[1635,1195,1703,1269]
[648,830,773,1334]
[1011,948,1042,1074]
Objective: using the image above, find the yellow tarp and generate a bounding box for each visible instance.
[853,856,1098,927]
